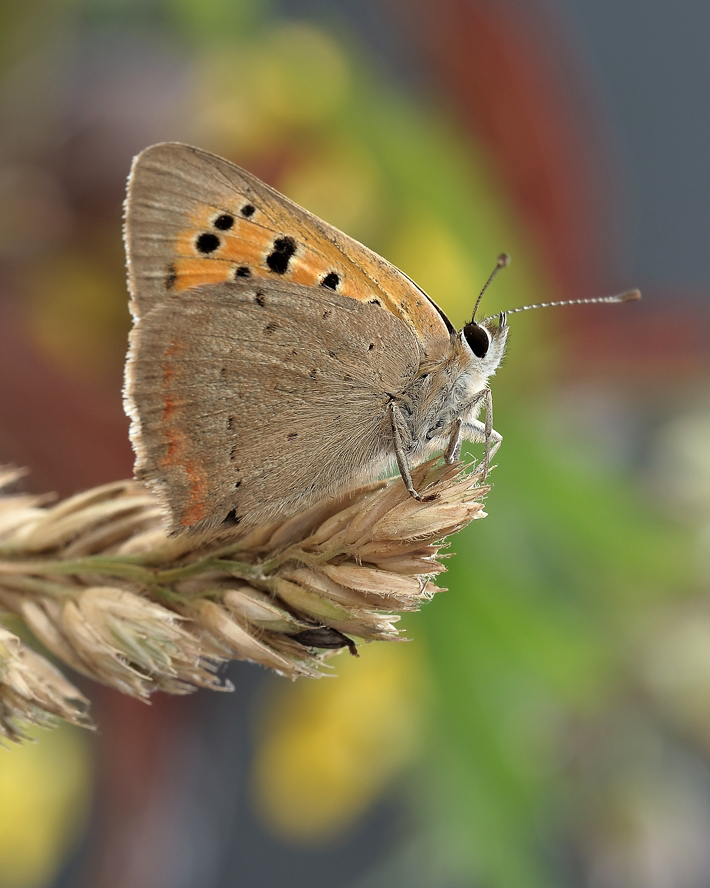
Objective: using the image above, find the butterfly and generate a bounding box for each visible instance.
[123,143,638,533]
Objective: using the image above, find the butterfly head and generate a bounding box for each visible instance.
[454,248,640,385]
[456,253,511,379]
[460,313,509,378]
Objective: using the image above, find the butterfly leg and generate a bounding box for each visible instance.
[462,419,502,477]
[389,402,438,502]
[460,390,501,478]
[476,388,500,477]
[444,418,463,463]
[481,388,494,477]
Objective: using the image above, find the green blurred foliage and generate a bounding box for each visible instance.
[418,410,691,887]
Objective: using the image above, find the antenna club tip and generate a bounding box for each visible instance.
[620,288,642,302]
[497,253,511,267]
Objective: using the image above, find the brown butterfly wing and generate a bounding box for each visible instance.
[124,142,453,360]
[125,280,421,532]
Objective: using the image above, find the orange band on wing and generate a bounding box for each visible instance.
[159,338,208,526]
[167,207,443,353]
[172,257,231,291]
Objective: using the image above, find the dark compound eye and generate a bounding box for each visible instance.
[196,232,220,254]
[463,322,490,358]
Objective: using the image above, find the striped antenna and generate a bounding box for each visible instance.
[480,288,641,324]
[472,253,510,321]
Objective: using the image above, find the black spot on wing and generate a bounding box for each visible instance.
[214,214,234,230]
[264,321,280,334]
[196,232,220,254]
[165,263,177,290]
[255,292,266,307]
[287,432,298,440]
[223,509,241,526]
[266,236,296,274]
[240,204,255,218]
[368,299,381,307]
[227,416,235,431]
[321,272,340,290]
[235,266,251,278]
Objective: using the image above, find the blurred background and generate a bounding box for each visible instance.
[0,0,708,886]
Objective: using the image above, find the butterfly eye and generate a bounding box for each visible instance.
[463,322,490,358]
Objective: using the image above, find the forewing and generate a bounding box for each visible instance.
[125,142,452,359]
[124,280,421,532]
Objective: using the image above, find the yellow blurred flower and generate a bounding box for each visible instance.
[25,250,128,381]
[251,640,427,844]
[279,141,385,245]
[194,23,349,155]
[0,725,91,888]
[386,209,480,322]
[253,24,349,126]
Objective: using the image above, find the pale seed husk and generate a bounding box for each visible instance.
[0,626,92,741]
[0,456,489,733]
